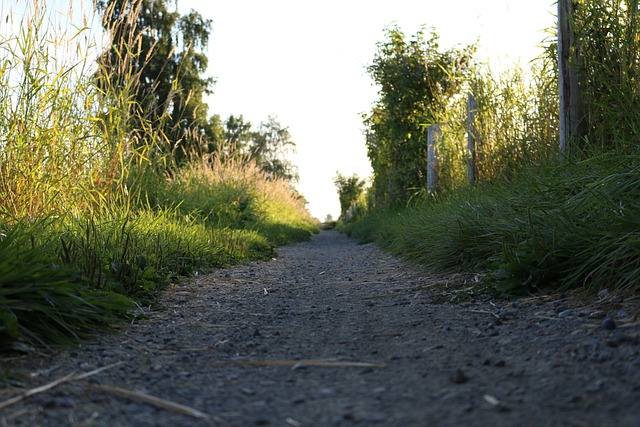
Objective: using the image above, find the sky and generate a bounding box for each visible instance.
[177,0,558,221]
[2,0,558,221]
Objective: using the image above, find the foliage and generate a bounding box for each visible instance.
[333,172,367,220]
[221,114,253,159]
[250,116,299,182]
[0,3,121,219]
[0,221,133,351]
[571,0,640,149]
[0,1,317,352]
[467,59,559,182]
[96,0,215,162]
[364,25,475,207]
[344,150,640,295]
[348,2,640,297]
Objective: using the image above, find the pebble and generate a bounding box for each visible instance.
[602,317,616,330]
[319,387,335,396]
[559,309,573,318]
[453,369,470,384]
[241,387,256,396]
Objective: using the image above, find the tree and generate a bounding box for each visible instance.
[96,0,215,162]
[223,115,253,159]
[364,26,474,206]
[333,172,366,220]
[250,116,298,182]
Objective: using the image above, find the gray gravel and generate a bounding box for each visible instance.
[2,230,640,426]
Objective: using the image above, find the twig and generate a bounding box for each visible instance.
[468,309,501,319]
[0,372,76,410]
[88,383,220,422]
[214,359,385,368]
[0,362,122,410]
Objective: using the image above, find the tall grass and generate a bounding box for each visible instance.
[407,55,559,201]
[574,0,640,147]
[349,1,640,296]
[0,2,111,218]
[345,150,640,295]
[467,59,559,182]
[0,1,317,351]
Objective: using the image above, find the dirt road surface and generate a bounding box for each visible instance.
[2,230,639,426]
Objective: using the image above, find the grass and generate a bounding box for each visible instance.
[348,3,640,298]
[343,148,640,296]
[0,1,318,353]
[0,220,133,352]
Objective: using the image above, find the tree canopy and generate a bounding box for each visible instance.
[333,172,366,220]
[96,0,215,162]
[364,26,474,207]
[250,116,298,182]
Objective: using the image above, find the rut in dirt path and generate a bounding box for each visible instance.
[2,230,640,427]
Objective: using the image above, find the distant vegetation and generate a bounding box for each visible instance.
[341,0,640,297]
[0,0,317,351]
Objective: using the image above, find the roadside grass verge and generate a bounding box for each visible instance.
[0,2,318,353]
[0,161,317,351]
[342,150,640,296]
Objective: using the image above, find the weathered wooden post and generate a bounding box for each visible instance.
[467,92,478,185]
[558,0,583,154]
[427,124,441,193]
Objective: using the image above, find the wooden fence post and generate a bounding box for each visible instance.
[558,0,583,154]
[467,92,477,185]
[427,124,441,193]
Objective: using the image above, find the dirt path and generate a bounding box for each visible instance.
[2,230,640,426]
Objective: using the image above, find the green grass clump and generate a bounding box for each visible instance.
[344,150,640,296]
[0,221,133,352]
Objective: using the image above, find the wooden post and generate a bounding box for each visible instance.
[558,0,583,154]
[467,92,477,185]
[427,124,441,193]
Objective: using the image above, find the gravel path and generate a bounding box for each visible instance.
[2,230,640,426]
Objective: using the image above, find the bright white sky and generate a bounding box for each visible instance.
[177,0,557,220]
[2,0,558,221]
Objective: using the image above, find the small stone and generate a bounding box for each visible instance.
[319,387,334,396]
[453,369,470,384]
[241,387,256,396]
[343,413,355,421]
[602,317,616,330]
[559,309,573,318]
[57,397,76,408]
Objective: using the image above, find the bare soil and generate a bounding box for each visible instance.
[2,230,640,426]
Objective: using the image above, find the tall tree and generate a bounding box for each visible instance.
[223,114,253,158]
[333,172,366,220]
[96,0,215,162]
[365,26,474,206]
[250,116,298,182]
